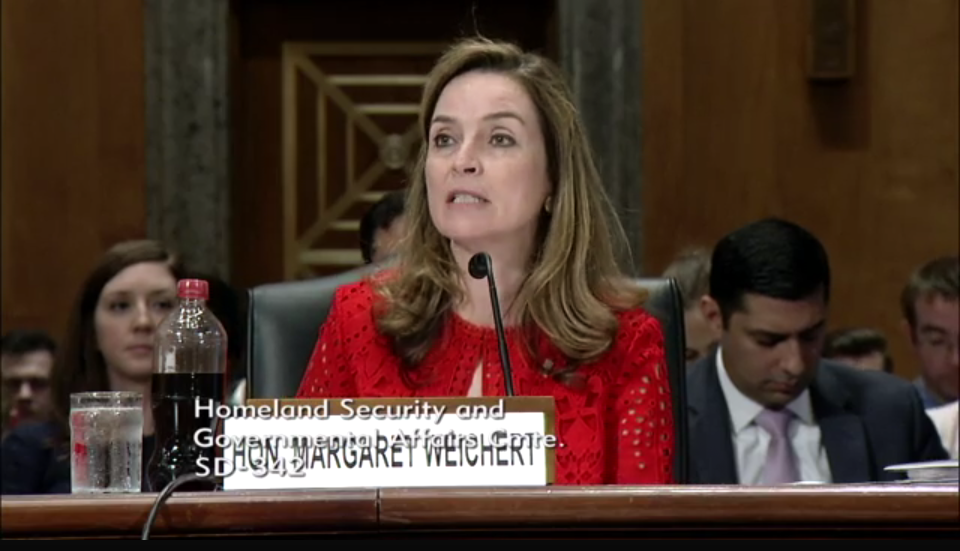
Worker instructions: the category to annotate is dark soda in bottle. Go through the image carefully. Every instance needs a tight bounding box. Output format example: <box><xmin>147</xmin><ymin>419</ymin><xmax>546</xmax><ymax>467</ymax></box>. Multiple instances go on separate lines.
<box><xmin>147</xmin><ymin>279</ymin><xmax>226</xmax><ymax>492</ymax></box>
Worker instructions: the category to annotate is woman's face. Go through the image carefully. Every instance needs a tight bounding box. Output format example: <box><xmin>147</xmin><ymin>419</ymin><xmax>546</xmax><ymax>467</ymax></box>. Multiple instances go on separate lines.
<box><xmin>93</xmin><ymin>262</ymin><xmax>177</xmax><ymax>383</ymax></box>
<box><xmin>425</xmin><ymin>70</ymin><xmax>551</xmax><ymax>253</ymax></box>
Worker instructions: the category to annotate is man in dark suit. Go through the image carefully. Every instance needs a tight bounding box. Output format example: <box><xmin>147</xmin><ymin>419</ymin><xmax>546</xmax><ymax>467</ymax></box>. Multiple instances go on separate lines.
<box><xmin>686</xmin><ymin>218</ymin><xmax>948</xmax><ymax>485</ymax></box>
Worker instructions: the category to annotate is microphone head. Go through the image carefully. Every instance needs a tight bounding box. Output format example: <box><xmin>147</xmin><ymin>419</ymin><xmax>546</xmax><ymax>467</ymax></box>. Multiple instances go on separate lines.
<box><xmin>468</xmin><ymin>253</ymin><xmax>491</xmax><ymax>279</ymax></box>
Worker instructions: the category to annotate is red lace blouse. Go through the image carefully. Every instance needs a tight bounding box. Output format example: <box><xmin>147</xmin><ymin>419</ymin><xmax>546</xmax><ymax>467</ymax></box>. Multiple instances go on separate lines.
<box><xmin>296</xmin><ymin>277</ymin><xmax>675</xmax><ymax>485</ymax></box>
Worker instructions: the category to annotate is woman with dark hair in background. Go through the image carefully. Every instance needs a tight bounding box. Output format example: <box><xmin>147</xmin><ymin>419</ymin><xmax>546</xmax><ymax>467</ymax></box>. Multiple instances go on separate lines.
<box><xmin>1</xmin><ymin>240</ymin><xmax>185</xmax><ymax>494</ymax></box>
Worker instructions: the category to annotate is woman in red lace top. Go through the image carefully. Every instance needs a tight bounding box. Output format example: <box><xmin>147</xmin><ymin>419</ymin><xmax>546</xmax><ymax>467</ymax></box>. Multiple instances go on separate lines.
<box><xmin>297</xmin><ymin>37</ymin><xmax>675</xmax><ymax>485</ymax></box>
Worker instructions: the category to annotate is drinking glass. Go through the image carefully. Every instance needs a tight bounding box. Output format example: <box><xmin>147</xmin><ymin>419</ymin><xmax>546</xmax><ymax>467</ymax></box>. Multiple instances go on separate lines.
<box><xmin>70</xmin><ymin>391</ymin><xmax>143</xmax><ymax>493</ymax></box>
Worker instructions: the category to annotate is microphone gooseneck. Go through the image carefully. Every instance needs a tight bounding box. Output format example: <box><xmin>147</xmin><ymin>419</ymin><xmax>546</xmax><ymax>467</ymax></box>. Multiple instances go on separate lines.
<box><xmin>468</xmin><ymin>252</ymin><xmax>515</xmax><ymax>397</ymax></box>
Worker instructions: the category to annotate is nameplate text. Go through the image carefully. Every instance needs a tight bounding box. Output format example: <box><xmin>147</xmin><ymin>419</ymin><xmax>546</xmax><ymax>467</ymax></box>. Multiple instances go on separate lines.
<box><xmin>211</xmin><ymin>397</ymin><xmax>556</xmax><ymax>490</ymax></box>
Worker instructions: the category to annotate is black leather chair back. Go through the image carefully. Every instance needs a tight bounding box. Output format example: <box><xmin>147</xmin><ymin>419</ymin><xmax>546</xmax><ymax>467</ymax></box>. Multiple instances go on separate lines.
<box><xmin>245</xmin><ymin>264</ymin><xmax>377</xmax><ymax>399</ymax></box>
<box><xmin>635</xmin><ymin>277</ymin><xmax>689</xmax><ymax>484</ymax></box>
<box><xmin>245</xmin><ymin>272</ymin><xmax>688</xmax><ymax>483</ymax></box>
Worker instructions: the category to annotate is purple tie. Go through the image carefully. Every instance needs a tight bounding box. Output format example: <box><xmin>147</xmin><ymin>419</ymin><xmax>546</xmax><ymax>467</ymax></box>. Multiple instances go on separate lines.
<box><xmin>754</xmin><ymin>408</ymin><xmax>800</xmax><ymax>484</ymax></box>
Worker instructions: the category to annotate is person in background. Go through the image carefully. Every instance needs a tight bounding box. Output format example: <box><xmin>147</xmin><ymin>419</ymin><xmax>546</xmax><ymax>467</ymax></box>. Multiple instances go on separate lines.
<box><xmin>359</xmin><ymin>189</ymin><xmax>407</xmax><ymax>265</ymax></box>
<box><xmin>1</xmin><ymin>240</ymin><xmax>186</xmax><ymax>494</ymax></box>
<box><xmin>1</xmin><ymin>330</ymin><xmax>56</xmax><ymax>435</ymax></box>
<box><xmin>821</xmin><ymin>327</ymin><xmax>893</xmax><ymax>374</ymax></box>
<box><xmin>686</xmin><ymin>217</ymin><xmax>947</xmax><ymax>485</ymax></box>
<box><xmin>900</xmin><ymin>255</ymin><xmax>959</xmax><ymax>408</ymax></box>
<box><xmin>297</xmin><ymin>37</ymin><xmax>675</xmax><ymax>485</ymax></box>
<box><xmin>662</xmin><ymin>247</ymin><xmax>721</xmax><ymax>365</ymax></box>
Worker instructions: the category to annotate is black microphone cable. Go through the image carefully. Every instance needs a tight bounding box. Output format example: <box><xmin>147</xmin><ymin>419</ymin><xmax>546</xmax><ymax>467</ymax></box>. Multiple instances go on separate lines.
<box><xmin>142</xmin><ymin>381</ymin><xmax>228</xmax><ymax>539</ymax></box>
<box><xmin>141</xmin><ymin>473</ymin><xmax>216</xmax><ymax>540</ymax></box>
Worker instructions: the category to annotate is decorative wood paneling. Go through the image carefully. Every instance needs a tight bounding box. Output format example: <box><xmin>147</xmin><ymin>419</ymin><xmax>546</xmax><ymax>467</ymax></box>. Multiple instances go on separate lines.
<box><xmin>281</xmin><ymin>43</ymin><xmax>444</xmax><ymax>279</ymax></box>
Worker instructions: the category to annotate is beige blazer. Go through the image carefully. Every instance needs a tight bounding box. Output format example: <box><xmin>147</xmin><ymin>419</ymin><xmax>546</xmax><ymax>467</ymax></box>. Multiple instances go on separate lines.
<box><xmin>926</xmin><ymin>401</ymin><xmax>959</xmax><ymax>459</ymax></box>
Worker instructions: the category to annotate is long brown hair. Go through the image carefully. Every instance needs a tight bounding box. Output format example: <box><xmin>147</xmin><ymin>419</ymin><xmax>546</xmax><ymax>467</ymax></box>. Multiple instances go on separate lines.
<box><xmin>48</xmin><ymin>240</ymin><xmax>185</xmax><ymax>441</ymax></box>
<box><xmin>374</xmin><ymin>37</ymin><xmax>646</xmax><ymax>382</ymax></box>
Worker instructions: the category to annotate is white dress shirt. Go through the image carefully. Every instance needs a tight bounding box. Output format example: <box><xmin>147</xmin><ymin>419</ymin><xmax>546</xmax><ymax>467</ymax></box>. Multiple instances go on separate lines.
<box><xmin>925</xmin><ymin>400</ymin><xmax>959</xmax><ymax>459</ymax></box>
<box><xmin>716</xmin><ymin>348</ymin><xmax>833</xmax><ymax>484</ymax></box>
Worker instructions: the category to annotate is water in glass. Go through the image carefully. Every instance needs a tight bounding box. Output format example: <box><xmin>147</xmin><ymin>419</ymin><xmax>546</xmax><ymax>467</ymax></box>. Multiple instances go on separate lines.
<box><xmin>70</xmin><ymin>392</ymin><xmax>143</xmax><ymax>493</ymax></box>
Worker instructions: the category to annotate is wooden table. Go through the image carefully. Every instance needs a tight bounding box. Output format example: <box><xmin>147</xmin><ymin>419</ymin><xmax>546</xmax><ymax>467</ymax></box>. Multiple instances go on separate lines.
<box><xmin>2</xmin><ymin>485</ymin><xmax>957</xmax><ymax>539</ymax></box>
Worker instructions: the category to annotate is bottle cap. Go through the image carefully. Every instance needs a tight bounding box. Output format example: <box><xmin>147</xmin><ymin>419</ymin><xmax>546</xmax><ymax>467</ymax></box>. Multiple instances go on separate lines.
<box><xmin>178</xmin><ymin>279</ymin><xmax>208</xmax><ymax>299</ymax></box>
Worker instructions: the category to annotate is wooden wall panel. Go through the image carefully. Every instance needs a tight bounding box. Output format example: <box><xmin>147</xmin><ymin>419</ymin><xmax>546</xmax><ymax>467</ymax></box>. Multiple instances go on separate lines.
<box><xmin>641</xmin><ymin>0</ymin><xmax>959</xmax><ymax>381</ymax></box>
<box><xmin>1</xmin><ymin>0</ymin><xmax>146</xmax><ymax>342</ymax></box>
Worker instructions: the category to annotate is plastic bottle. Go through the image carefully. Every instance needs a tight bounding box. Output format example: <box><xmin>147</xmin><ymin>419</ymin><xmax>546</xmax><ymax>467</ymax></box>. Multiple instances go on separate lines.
<box><xmin>146</xmin><ymin>279</ymin><xmax>227</xmax><ymax>492</ymax></box>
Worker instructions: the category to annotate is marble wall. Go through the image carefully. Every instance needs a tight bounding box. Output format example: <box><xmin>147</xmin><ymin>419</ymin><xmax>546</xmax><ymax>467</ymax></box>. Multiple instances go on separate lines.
<box><xmin>558</xmin><ymin>0</ymin><xmax>644</xmax><ymax>276</ymax></box>
<box><xmin>144</xmin><ymin>0</ymin><xmax>231</xmax><ymax>280</ymax></box>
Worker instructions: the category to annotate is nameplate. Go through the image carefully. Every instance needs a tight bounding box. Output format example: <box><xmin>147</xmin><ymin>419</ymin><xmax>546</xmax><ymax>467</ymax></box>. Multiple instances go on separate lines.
<box><xmin>212</xmin><ymin>397</ymin><xmax>556</xmax><ymax>490</ymax></box>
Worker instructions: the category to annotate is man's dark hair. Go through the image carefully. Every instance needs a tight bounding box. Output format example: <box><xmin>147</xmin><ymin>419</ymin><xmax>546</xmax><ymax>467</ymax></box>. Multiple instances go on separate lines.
<box><xmin>359</xmin><ymin>189</ymin><xmax>406</xmax><ymax>264</ymax></box>
<box><xmin>900</xmin><ymin>255</ymin><xmax>959</xmax><ymax>330</ymax></box>
<box><xmin>662</xmin><ymin>247</ymin><xmax>711</xmax><ymax>310</ymax></box>
<box><xmin>0</xmin><ymin>329</ymin><xmax>56</xmax><ymax>358</ymax></box>
<box><xmin>709</xmin><ymin>217</ymin><xmax>830</xmax><ymax>324</ymax></box>
<box><xmin>822</xmin><ymin>327</ymin><xmax>893</xmax><ymax>373</ymax></box>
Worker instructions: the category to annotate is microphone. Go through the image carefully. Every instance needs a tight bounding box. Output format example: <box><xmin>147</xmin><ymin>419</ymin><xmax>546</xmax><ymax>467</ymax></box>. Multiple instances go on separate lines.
<box><xmin>468</xmin><ymin>252</ymin><xmax>516</xmax><ymax>396</ymax></box>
